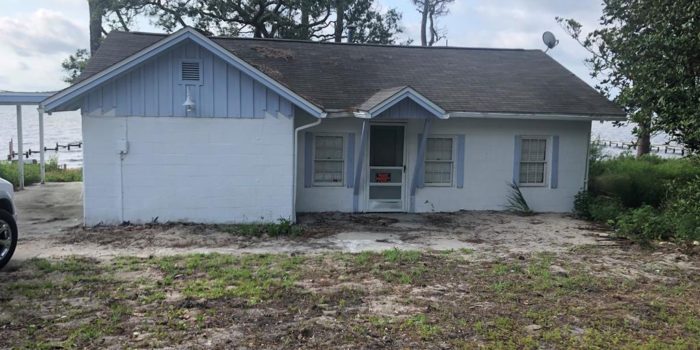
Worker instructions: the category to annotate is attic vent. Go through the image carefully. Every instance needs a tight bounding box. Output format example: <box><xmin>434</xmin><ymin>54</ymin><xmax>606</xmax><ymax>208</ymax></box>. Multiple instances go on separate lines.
<box><xmin>181</xmin><ymin>61</ymin><xmax>201</xmax><ymax>82</ymax></box>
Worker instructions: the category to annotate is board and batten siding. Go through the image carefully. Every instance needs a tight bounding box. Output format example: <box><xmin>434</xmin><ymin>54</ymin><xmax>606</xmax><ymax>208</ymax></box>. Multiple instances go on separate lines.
<box><xmin>81</xmin><ymin>41</ymin><xmax>294</xmax><ymax>119</ymax></box>
<box><xmin>374</xmin><ymin>98</ymin><xmax>436</xmax><ymax>120</ymax></box>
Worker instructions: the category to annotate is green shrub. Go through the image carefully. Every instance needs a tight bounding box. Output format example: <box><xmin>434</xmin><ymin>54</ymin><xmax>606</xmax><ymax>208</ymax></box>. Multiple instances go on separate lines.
<box><xmin>579</xmin><ymin>155</ymin><xmax>700</xmax><ymax>244</ymax></box>
<box><xmin>664</xmin><ymin>176</ymin><xmax>700</xmax><ymax>242</ymax></box>
<box><xmin>574</xmin><ymin>190</ymin><xmax>625</xmax><ymax>223</ymax></box>
<box><xmin>615</xmin><ymin>206</ymin><xmax>672</xmax><ymax>243</ymax></box>
<box><xmin>573</xmin><ymin>190</ymin><xmax>594</xmax><ymax>220</ymax></box>
<box><xmin>588</xmin><ymin>155</ymin><xmax>700</xmax><ymax>208</ymax></box>
<box><xmin>588</xmin><ymin>196</ymin><xmax>625</xmax><ymax>224</ymax></box>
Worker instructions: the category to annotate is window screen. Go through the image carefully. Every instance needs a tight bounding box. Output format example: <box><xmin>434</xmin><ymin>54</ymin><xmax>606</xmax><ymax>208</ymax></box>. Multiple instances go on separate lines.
<box><xmin>314</xmin><ymin>135</ymin><xmax>344</xmax><ymax>185</ymax></box>
<box><xmin>519</xmin><ymin>138</ymin><xmax>547</xmax><ymax>185</ymax></box>
<box><xmin>424</xmin><ymin>137</ymin><xmax>454</xmax><ymax>185</ymax></box>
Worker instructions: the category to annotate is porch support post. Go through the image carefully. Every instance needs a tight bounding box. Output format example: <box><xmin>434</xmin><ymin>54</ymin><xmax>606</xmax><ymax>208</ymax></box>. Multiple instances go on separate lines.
<box><xmin>410</xmin><ymin>118</ymin><xmax>432</xmax><ymax>211</ymax></box>
<box><xmin>16</xmin><ymin>105</ymin><xmax>24</xmax><ymax>190</ymax></box>
<box><xmin>353</xmin><ymin>120</ymin><xmax>369</xmax><ymax>212</ymax></box>
<box><xmin>38</xmin><ymin>107</ymin><xmax>45</xmax><ymax>184</ymax></box>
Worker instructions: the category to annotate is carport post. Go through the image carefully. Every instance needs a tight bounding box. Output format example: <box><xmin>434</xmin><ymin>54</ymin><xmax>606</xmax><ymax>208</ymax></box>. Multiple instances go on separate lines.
<box><xmin>38</xmin><ymin>107</ymin><xmax>45</xmax><ymax>184</ymax></box>
<box><xmin>16</xmin><ymin>105</ymin><xmax>24</xmax><ymax>190</ymax></box>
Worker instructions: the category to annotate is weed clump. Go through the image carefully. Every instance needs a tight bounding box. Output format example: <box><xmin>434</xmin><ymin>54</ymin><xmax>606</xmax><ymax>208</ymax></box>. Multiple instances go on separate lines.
<box><xmin>505</xmin><ymin>181</ymin><xmax>534</xmax><ymax>216</ymax></box>
<box><xmin>217</xmin><ymin>218</ymin><xmax>303</xmax><ymax>237</ymax></box>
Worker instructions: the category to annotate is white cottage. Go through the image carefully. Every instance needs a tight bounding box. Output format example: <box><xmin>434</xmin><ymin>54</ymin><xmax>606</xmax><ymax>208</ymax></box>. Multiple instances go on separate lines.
<box><xmin>42</xmin><ymin>28</ymin><xmax>625</xmax><ymax>225</ymax></box>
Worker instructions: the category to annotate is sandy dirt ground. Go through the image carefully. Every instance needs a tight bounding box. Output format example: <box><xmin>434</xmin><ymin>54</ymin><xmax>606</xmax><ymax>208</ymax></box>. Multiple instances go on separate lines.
<box><xmin>3</xmin><ymin>183</ymin><xmax>699</xmax><ymax>349</ymax></box>
<box><xmin>11</xmin><ymin>182</ymin><xmax>618</xmax><ymax>264</ymax></box>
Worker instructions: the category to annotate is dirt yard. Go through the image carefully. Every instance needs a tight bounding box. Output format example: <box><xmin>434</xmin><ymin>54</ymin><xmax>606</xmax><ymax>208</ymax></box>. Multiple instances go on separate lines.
<box><xmin>12</xmin><ymin>183</ymin><xmax>610</xmax><ymax>261</ymax></box>
<box><xmin>1</xmin><ymin>183</ymin><xmax>699</xmax><ymax>348</ymax></box>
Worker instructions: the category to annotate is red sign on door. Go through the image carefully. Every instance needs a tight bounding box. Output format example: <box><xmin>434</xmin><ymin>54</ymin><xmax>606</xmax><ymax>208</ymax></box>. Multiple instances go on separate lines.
<box><xmin>375</xmin><ymin>172</ymin><xmax>391</xmax><ymax>183</ymax></box>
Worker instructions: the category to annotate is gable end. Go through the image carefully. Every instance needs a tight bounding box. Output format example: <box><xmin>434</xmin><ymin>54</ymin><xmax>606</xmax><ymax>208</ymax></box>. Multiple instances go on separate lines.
<box><xmin>43</xmin><ymin>28</ymin><xmax>324</xmax><ymax>118</ymax></box>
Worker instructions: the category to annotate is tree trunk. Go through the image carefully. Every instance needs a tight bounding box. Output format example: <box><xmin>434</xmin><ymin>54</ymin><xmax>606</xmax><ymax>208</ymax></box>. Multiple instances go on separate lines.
<box><xmin>88</xmin><ymin>0</ymin><xmax>104</xmax><ymax>54</ymax></box>
<box><xmin>428</xmin><ymin>9</ymin><xmax>435</xmax><ymax>46</ymax></box>
<box><xmin>334</xmin><ymin>0</ymin><xmax>344</xmax><ymax>42</ymax></box>
<box><xmin>636</xmin><ymin>124</ymin><xmax>651</xmax><ymax>156</ymax></box>
<box><xmin>300</xmin><ymin>6</ymin><xmax>310</xmax><ymax>40</ymax></box>
<box><xmin>253</xmin><ymin>25</ymin><xmax>264</xmax><ymax>37</ymax></box>
<box><xmin>420</xmin><ymin>1</ymin><xmax>429</xmax><ymax>46</ymax></box>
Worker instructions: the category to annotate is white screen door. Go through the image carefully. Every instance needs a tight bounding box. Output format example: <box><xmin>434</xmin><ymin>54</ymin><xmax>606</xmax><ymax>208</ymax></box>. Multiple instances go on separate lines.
<box><xmin>367</xmin><ymin>125</ymin><xmax>405</xmax><ymax>211</ymax></box>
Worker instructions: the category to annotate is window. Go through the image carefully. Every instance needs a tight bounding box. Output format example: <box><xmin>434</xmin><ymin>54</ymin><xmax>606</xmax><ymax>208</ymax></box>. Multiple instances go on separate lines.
<box><xmin>519</xmin><ymin>137</ymin><xmax>548</xmax><ymax>186</ymax></box>
<box><xmin>313</xmin><ymin>135</ymin><xmax>344</xmax><ymax>186</ymax></box>
<box><xmin>424</xmin><ymin>137</ymin><xmax>454</xmax><ymax>186</ymax></box>
<box><xmin>180</xmin><ymin>60</ymin><xmax>201</xmax><ymax>83</ymax></box>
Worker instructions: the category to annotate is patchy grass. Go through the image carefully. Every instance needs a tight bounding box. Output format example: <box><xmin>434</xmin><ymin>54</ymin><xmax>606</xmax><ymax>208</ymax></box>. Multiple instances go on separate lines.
<box><xmin>1</xmin><ymin>247</ymin><xmax>698</xmax><ymax>349</ymax></box>
<box><xmin>382</xmin><ymin>248</ymin><xmax>421</xmax><ymax>263</ymax></box>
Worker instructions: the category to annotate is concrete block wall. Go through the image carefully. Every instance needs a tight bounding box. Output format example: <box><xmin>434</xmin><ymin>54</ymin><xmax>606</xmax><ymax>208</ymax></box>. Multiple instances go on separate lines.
<box><xmin>82</xmin><ymin>115</ymin><xmax>294</xmax><ymax>225</ymax></box>
<box><xmin>412</xmin><ymin>118</ymin><xmax>590</xmax><ymax>213</ymax></box>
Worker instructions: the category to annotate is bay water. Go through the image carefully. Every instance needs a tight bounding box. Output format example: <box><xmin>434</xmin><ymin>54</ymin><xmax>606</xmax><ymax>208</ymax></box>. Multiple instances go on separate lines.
<box><xmin>0</xmin><ymin>106</ymin><xmax>675</xmax><ymax>169</ymax></box>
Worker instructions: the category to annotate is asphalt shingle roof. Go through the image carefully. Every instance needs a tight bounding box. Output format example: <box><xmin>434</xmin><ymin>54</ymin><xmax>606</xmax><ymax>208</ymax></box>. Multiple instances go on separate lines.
<box><xmin>77</xmin><ymin>31</ymin><xmax>624</xmax><ymax>117</ymax></box>
<box><xmin>356</xmin><ymin>86</ymin><xmax>409</xmax><ymax>111</ymax></box>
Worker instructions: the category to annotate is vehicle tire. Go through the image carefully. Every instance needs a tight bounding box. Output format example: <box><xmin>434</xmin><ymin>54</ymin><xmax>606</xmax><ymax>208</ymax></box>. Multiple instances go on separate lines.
<box><xmin>0</xmin><ymin>209</ymin><xmax>17</xmax><ymax>270</ymax></box>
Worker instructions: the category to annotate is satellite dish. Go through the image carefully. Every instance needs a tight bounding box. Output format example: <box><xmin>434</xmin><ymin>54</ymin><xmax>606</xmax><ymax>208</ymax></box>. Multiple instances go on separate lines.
<box><xmin>542</xmin><ymin>31</ymin><xmax>559</xmax><ymax>53</ymax></box>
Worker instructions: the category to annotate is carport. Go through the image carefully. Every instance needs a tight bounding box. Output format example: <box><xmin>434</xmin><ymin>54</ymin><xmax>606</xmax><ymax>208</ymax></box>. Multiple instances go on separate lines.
<box><xmin>0</xmin><ymin>91</ymin><xmax>55</xmax><ymax>190</ymax></box>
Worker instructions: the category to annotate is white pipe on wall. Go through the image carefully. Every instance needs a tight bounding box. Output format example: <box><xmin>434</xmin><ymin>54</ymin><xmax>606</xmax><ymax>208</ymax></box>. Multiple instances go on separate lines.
<box><xmin>292</xmin><ymin>117</ymin><xmax>322</xmax><ymax>222</ymax></box>
<box><xmin>584</xmin><ymin>130</ymin><xmax>591</xmax><ymax>191</ymax></box>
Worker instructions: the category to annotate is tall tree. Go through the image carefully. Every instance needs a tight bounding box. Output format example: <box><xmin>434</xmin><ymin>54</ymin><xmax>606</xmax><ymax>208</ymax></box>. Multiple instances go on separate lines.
<box><xmin>61</xmin><ymin>49</ymin><xmax>90</xmax><ymax>84</ymax></box>
<box><xmin>344</xmin><ymin>0</ymin><xmax>403</xmax><ymax>44</ymax></box>
<box><xmin>88</xmin><ymin>0</ymin><xmax>104</xmax><ymax>54</ymax></box>
<box><xmin>64</xmin><ymin>0</ymin><xmax>141</xmax><ymax>83</ymax></box>
<box><xmin>63</xmin><ymin>0</ymin><xmax>404</xmax><ymax>83</ymax></box>
<box><xmin>557</xmin><ymin>0</ymin><xmax>700</xmax><ymax>154</ymax></box>
<box><xmin>140</xmin><ymin>0</ymin><xmax>401</xmax><ymax>43</ymax></box>
<box><xmin>334</xmin><ymin>0</ymin><xmax>345</xmax><ymax>42</ymax></box>
<box><xmin>412</xmin><ymin>0</ymin><xmax>453</xmax><ymax>46</ymax></box>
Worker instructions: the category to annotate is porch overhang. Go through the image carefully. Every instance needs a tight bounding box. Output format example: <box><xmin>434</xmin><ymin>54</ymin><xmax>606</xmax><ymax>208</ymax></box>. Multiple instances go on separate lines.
<box><xmin>0</xmin><ymin>91</ymin><xmax>54</xmax><ymax>105</ymax></box>
<box><xmin>1</xmin><ymin>91</ymin><xmax>56</xmax><ymax>189</ymax></box>
<box><xmin>353</xmin><ymin>86</ymin><xmax>448</xmax><ymax>120</ymax></box>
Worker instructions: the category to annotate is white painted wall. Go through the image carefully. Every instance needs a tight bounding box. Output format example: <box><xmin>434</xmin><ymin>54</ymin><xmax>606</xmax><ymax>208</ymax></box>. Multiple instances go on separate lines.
<box><xmin>413</xmin><ymin>118</ymin><xmax>590</xmax><ymax>213</ymax></box>
<box><xmin>82</xmin><ymin>115</ymin><xmax>294</xmax><ymax>225</ymax></box>
<box><xmin>296</xmin><ymin>117</ymin><xmax>591</xmax><ymax>213</ymax></box>
<box><xmin>83</xmin><ymin>113</ymin><xmax>589</xmax><ymax>225</ymax></box>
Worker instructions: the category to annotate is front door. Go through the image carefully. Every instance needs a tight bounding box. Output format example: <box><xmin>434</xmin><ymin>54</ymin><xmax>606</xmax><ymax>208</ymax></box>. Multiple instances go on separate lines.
<box><xmin>367</xmin><ymin>124</ymin><xmax>406</xmax><ymax>212</ymax></box>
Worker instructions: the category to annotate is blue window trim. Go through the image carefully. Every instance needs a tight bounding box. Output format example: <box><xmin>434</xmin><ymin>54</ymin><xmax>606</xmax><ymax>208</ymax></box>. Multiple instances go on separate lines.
<box><xmin>310</xmin><ymin>133</ymin><xmax>347</xmax><ymax>187</ymax></box>
<box><xmin>551</xmin><ymin>135</ymin><xmax>559</xmax><ymax>189</ymax></box>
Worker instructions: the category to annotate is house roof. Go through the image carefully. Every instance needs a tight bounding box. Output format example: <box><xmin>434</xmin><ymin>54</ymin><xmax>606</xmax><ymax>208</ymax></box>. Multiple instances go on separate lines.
<box><xmin>75</xmin><ymin>30</ymin><xmax>625</xmax><ymax>118</ymax></box>
<box><xmin>357</xmin><ymin>86</ymin><xmax>409</xmax><ymax>112</ymax></box>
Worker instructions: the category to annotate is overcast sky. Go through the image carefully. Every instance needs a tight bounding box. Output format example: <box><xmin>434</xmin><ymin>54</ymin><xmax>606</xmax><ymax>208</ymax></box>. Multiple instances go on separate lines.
<box><xmin>0</xmin><ymin>0</ymin><xmax>604</xmax><ymax>92</ymax></box>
